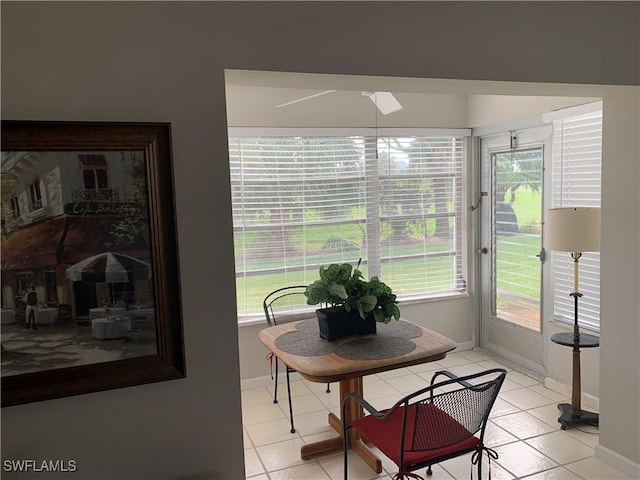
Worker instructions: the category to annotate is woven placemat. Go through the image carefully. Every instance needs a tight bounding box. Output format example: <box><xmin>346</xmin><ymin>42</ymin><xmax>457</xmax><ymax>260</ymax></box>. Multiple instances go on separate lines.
<box><xmin>274</xmin><ymin>320</ymin><xmax>337</xmax><ymax>357</ymax></box>
<box><xmin>274</xmin><ymin>318</ymin><xmax>423</xmax><ymax>360</ymax></box>
<box><xmin>376</xmin><ymin>320</ymin><xmax>423</xmax><ymax>339</ymax></box>
<box><xmin>335</xmin><ymin>336</ymin><xmax>416</xmax><ymax>360</ymax></box>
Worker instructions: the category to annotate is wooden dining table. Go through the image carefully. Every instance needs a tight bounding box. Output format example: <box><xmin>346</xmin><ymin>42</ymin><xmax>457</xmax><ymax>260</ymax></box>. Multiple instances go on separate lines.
<box><xmin>259</xmin><ymin>318</ymin><xmax>457</xmax><ymax>473</ymax></box>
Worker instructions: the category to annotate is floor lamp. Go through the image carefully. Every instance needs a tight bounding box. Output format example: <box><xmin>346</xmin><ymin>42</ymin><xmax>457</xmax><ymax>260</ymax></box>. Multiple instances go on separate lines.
<box><xmin>545</xmin><ymin>207</ymin><xmax>601</xmax><ymax>429</ymax></box>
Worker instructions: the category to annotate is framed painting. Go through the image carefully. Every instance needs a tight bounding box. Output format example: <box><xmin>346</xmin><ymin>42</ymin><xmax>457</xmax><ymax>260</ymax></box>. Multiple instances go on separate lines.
<box><xmin>1</xmin><ymin>120</ymin><xmax>185</xmax><ymax>407</ymax></box>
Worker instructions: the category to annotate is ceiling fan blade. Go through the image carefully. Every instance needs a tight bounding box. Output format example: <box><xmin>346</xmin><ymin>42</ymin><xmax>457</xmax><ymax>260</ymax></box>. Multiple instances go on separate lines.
<box><xmin>364</xmin><ymin>91</ymin><xmax>403</xmax><ymax>115</ymax></box>
<box><xmin>275</xmin><ymin>90</ymin><xmax>337</xmax><ymax>108</ymax></box>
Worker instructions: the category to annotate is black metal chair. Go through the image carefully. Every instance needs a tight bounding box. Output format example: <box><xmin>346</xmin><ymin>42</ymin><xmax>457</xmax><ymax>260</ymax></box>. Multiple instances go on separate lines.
<box><xmin>263</xmin><ymin>286</ymin><xmax>331</xmax><ymax>433</ymax></box>
<box><xmin>342</xmin><ymin>368</ymin><xmax>507</xmax><ymax>480</ymax></box>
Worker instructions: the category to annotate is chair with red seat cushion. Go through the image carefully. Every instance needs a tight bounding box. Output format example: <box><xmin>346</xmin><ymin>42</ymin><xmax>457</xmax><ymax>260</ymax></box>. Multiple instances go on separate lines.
<box><xmin>342</xmin><ymin>368</ymin><xmax>507</xmax><ymax>479</ymax></box>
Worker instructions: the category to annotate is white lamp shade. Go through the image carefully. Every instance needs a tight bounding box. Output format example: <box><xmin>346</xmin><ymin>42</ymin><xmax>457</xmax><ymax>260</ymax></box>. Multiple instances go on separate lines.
<box><xmin>545</xmin><ymin>207</ymin><xmax>601</xmax><ymax>252</ymax></box>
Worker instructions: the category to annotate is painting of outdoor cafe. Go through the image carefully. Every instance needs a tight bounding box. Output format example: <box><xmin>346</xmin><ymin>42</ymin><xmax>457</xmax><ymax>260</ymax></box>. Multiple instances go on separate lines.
<box><xmin>1</xmin><ymin>149</ymin><xmax>157</xmax><ymax>374</ymax></box>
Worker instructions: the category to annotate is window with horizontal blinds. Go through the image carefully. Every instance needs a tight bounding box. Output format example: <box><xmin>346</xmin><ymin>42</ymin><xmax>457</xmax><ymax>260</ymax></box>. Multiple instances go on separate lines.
<box><xmin>547</xmin><ymin>103</ymin><xmax>602</xmax><ymax>329</ymax></box>
<box><xmin>377</xmin><ymin>136</ymin><xmax>465</xmax><ymax>296</ymax></box>
<box><xmin>229</xmin><ymin>131</ymin><xmax>467</xmax><ymax>319</ymax></box>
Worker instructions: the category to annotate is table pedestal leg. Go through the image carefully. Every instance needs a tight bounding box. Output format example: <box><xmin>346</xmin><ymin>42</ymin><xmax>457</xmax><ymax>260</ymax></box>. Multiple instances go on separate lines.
<box><xmin>300</xmin><ymin>436</ymin><xmax>343</xmax><ymax>459</ymax></box>
<box><xmin>300</xmin><ymin>377</ymin><xmax>382</xmax><ymax>473</ymax></box>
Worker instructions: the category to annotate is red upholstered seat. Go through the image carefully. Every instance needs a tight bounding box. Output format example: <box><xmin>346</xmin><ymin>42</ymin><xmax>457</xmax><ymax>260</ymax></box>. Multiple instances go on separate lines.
<box><xmin>351</xmin><ymin>403</ymin><xmax>481</xmax><ymax>469</ymax></box>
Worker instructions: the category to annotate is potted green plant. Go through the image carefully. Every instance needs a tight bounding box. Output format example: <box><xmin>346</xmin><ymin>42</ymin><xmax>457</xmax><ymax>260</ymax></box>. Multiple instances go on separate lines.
<box><xmin>304</xmin><ymin>260</ymin><xmax>400</xmax><ymax>341</ymax></box>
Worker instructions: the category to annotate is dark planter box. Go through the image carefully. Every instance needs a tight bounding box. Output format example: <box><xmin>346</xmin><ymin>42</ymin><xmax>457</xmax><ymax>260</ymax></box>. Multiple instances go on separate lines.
<box><xmin>316</xmin><ymin>307</ymin><xmax>376</xmax><ymax>341</ymax></box>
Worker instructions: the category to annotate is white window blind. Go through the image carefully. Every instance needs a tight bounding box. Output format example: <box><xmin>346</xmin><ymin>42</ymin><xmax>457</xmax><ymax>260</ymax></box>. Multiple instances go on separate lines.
<box><xmin>377</xmin><ymin>136</ymin><xmax>465</xmax><ymax>295</ymax></box>
<box><xmin>229</xmin><ymin>131</ymin><xmax>467</xmax><ymax>319</ymax></box>
<box><xmin>547</xmin><ymin>102</ymin><xmax>602</xmax><ymax>329</ymax></box>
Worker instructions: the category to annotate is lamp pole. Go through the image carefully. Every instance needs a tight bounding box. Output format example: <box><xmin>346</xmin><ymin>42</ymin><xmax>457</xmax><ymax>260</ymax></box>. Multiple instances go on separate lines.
<box><xmin>570</xmin><ymin>288</ymin><xmax>582</xmax><ymax>414</ymax></box>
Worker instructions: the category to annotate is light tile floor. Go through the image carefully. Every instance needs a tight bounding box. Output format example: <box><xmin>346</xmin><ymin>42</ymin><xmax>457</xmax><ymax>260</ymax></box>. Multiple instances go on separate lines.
<box><xmin>241</xmin><ymin>349</ymin><xmax>630</xmax><ymax>480</ymax></box>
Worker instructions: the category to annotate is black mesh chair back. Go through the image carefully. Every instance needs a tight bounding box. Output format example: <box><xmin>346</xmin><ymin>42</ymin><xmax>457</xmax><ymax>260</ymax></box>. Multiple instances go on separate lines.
<box><xmin>263</xmin><ymin>286</ymin><xmax>316</xmax><ymax>327</ymax></box>
<box><xmin>263</xmin><ymin>286</ymin><xmax>330</xmax><ymax>433</ymax></box>
<box><xmin>343</xmin><ymin>368</ymin><xmax>507</xmax><ymax>479</ymax></box>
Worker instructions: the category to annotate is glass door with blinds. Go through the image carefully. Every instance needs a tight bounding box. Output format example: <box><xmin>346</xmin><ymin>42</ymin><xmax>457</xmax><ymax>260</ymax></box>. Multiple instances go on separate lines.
<box><xmin>478</xmin><ymin>125</ymin><xmax>551</xmax><ymax>365</ymax></box>
<box><xmin>478</xmin><ymin>103</ymin><xmax>602</xmax><ymax>366</ymax></box>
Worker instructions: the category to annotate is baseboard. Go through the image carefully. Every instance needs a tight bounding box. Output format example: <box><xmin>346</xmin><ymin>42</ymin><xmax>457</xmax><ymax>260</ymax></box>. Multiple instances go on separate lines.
<box><xmin>595</xmin><ymin>444</ymin><xmax>640</xmax><ymax>479</ymax></box>
<box><xmin>452</xmin><ymin>340</ymin><xmax>474</xmax><ymax>352</ymax></box>
<box><xmin>482</xmin><ymin>342</ymin><xmax>546</xmax><ymax>378</ymax></box>
<box><xmin>544</xmin><ymin>376</ymin><xmax>600</xmax><ymax>411</ymax></box>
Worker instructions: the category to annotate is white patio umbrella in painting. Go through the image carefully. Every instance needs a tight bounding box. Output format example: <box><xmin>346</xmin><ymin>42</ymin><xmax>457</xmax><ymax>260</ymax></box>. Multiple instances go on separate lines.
<box><xmin>66</xmin><ymin>252</ymin><xmax>152</xmax><ymax>283</ymax></box>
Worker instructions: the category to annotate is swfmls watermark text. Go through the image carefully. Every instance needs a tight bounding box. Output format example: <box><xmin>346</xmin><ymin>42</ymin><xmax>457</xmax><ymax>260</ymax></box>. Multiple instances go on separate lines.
<box><xmin>3</xmin><ymin>459</ymin><xmax>77</xmax><ymax>473</ymax></box>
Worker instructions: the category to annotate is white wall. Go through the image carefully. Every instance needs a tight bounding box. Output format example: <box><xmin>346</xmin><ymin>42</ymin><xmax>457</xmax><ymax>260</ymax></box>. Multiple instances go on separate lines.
<box><xmin>1</xmin><ymin>2</ymin><xmax>638</xmax><ymax>479</ymax></box>
<box><xmin>466</xmin><ymin>94</ymin><xmax>598</xmax><ymax>128</ymax></box>
<box><xmin>596</xmin><ymin>88</ymin><xmax>640</xmax><ymax>472</ymax></box>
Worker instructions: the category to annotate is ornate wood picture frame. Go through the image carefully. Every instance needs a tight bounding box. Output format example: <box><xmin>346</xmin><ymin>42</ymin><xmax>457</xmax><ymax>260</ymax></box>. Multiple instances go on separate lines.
<box><xmin>1</xmin><ymin>121</ymin><xmax>185</xmax><ymax>407</ymax></box>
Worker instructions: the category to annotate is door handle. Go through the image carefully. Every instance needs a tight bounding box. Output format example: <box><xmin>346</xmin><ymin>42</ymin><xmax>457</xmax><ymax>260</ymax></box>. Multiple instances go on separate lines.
<box><xmin>477</xmin><ymin>247</ymin><xmax>488</xmax><ymax>255</ymax></box>
<box><xmin>536</xmin><ymin>249</ymin><xmax>546</xmax><ymax>262</ymax></box>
